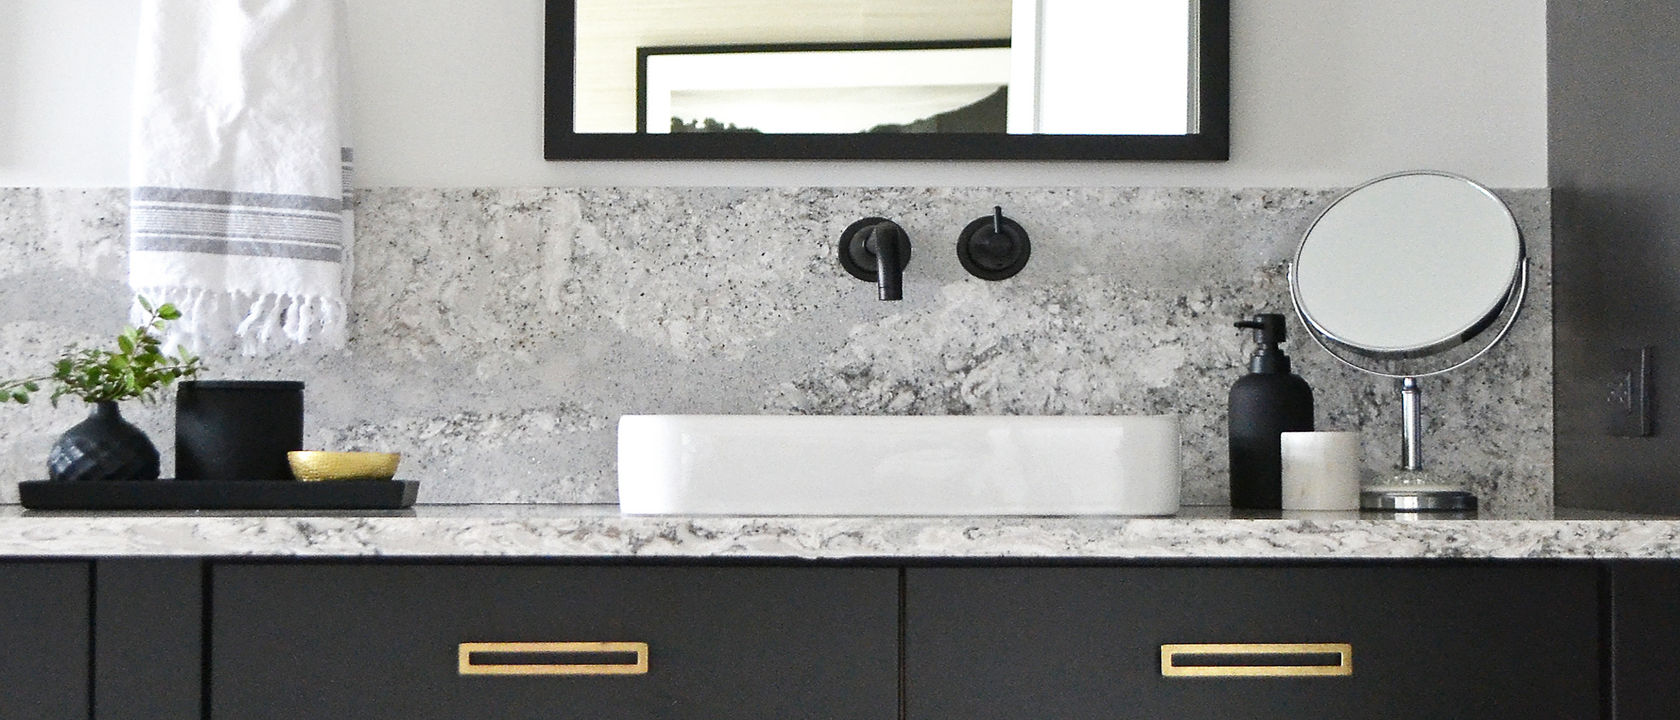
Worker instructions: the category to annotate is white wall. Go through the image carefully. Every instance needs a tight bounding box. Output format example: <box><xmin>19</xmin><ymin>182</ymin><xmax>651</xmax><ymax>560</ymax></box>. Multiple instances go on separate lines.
<box><xmin>0</xmin><ymin>0</ymin><xmax>1547</xmax><ymax>188</ymax></box>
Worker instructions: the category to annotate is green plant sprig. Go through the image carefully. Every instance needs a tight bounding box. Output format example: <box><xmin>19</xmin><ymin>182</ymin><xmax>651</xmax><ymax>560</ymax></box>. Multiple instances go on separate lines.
<box><xmin>0</xmin><ymin>297</ymin><xmax>204</xmax><ymax>406</ymax></box>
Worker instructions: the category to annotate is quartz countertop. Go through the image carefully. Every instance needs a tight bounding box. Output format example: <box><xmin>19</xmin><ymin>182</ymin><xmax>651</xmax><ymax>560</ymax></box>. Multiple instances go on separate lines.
<box><xmin>2</xmin><ymin>505</ymin><xmax>1679</xmax><ymax>560</ymax></box>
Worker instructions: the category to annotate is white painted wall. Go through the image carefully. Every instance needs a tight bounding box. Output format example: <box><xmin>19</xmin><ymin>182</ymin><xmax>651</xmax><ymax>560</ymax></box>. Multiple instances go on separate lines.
<box><xmin>0</xmin><ymin>0</ymin><xmax>1547</xmax><ymax>188</ymax></box>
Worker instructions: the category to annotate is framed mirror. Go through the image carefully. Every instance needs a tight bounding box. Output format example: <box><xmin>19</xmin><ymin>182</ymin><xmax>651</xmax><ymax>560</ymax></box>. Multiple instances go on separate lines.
<box><xmin>543</xmin><ymin>0</ymin><xmax>1229</xmax><ymax>160</ymax></box>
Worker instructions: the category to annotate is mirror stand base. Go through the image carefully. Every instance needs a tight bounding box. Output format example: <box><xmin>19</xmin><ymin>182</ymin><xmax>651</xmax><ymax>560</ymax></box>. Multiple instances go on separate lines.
<box><xmin>1360</xmin><ymin>486</ymin><xmax>1478</xmax><ymax>513</ymax></box>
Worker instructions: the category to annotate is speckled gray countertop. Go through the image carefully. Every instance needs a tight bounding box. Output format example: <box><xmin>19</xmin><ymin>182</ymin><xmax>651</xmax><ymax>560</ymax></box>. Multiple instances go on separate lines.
<box><xmin>1</xmin><ymin>505</ymin><xmax>1678</xmax><ymax>560</ymax></box>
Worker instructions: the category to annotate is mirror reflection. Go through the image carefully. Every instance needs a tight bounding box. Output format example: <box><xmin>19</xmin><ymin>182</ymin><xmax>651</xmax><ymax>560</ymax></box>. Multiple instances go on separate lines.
<box><xmin>574</xmin><ymin>0</ymin><xmax>1199</xmax><ymax>136</ymax></box>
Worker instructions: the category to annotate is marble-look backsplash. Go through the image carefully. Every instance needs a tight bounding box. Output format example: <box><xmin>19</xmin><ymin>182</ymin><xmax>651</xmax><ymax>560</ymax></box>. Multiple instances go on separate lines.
<box><xmin>0</xmin><ymin>187</ymin><xmax>1552</xmax><ymax>513</ymax></box>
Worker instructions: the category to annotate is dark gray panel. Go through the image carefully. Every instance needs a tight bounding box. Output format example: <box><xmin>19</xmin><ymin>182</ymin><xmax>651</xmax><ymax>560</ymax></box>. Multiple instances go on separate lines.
<box><xmin>94</xmin><ymin>559</ymin><xmax>203</xmax><ymax>720</ymax></box>
<box><xmin>907</xmin><ymin>565</ymin><xmax>1599</xmax><ymax>720</ymax></box>
<box><xmin>1611</xmin><ymin>563</ymin><xmax>1680</xmax><ymax>719</ymax></box>
<box><xmin>211</xmin><ymin>564</ymin><xmax>897</xmax><ymax>720</ymax></box>
<box><xmin>1551</xmin><ymin>1</ymin><xmax>1680</xmax><ymax>511</ymax></box>
<box><xmin>0</xmin><ymin>562</ymin><xmax>90</xmax><ymax>719</ymax></box>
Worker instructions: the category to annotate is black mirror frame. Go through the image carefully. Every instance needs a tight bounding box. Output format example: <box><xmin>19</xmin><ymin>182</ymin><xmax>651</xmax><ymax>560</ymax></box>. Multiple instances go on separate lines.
<box><xmin>543</xmin><ymin>0</ymin><xmax>1228</xmax><ymax>161</ymax></box>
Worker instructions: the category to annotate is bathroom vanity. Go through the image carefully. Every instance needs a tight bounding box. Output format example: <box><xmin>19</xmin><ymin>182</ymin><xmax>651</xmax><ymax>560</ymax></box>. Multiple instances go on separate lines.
<box><xmin>2</xmin><ymin>506</ymin><xmax>1678</xmax><ymax>719</ymax></box>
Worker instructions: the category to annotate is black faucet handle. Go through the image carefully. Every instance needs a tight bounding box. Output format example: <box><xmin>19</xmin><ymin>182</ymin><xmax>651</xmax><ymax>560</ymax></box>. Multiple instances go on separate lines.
<box><xmin>957</xmin><ymin>206</ymin><xmax>1030</xmax><ymax>281</ymax></box>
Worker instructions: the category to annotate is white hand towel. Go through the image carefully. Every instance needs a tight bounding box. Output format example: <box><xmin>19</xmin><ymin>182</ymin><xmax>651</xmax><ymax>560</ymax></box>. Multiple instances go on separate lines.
<box><xmin>129</xmin><ymin>0</ymin><xmax>353</xmax><ymax>353</ymax></box>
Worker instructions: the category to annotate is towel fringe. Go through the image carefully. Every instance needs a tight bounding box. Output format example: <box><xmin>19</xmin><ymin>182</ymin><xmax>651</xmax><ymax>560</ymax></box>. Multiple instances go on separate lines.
<box><xmin>132</xmin><ymin>287</ymin><xmax>349</xmax><ymax>356</ymax></box>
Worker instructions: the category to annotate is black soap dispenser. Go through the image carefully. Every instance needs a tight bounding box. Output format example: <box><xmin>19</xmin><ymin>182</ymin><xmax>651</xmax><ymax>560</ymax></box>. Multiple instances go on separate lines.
<box><xmin>1228</xmin><ymin>314</ymin><xmax>1314</xmax><ymax>510</ymax></box>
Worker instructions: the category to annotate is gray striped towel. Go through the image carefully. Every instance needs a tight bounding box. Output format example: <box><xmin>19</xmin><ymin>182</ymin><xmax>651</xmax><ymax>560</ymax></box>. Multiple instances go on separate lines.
<box><xmin>129</xmin><ymin>0</ymin><xmax>352</xmax><ymax>353</ymax></box>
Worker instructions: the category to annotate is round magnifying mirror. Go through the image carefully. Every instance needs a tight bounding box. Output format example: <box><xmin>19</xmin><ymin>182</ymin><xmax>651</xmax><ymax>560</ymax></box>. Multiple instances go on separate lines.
<box><xmin>1290</xmin><ymin>171</ymin><xmax>1526</xmax><ymax>513</ymax></box>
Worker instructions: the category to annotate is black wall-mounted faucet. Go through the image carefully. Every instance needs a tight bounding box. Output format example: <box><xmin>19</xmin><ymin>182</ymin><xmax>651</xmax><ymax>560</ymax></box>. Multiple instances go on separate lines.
<box><xmin>957</xmin><ymin>206</ymin><xmax>1030</xmax><ymax>281</ymax></box>
<box><xmin>838</xmin><ymin>217</ymin><xmax>913</xmax><ymax>301</ymax></box>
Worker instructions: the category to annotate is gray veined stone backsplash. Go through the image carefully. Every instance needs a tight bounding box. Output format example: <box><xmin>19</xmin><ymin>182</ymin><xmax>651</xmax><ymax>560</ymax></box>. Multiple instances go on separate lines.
<box><xmin>0</xmin><ymin>186</ymin><xmax>1552</xmax><ymax>514</ymax></box>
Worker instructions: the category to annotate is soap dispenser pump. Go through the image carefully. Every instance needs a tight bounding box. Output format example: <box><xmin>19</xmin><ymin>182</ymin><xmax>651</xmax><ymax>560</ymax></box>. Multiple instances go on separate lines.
<box><xmin>1228</xmin><ymin>314</ymin><xmax>1315</xmax><ymax>510</ymax></box>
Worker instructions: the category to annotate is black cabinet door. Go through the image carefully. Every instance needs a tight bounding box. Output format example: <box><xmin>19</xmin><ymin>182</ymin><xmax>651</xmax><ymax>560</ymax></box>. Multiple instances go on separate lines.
<box><xmin>1611</xmin><ymin>562</ymin><xmax>1680</xmax><ymax>719</ymax></box>
<box><xmin>0</xmin><ymin>562</ymin><xmax>90</xmax><ymax>720</ymax></box>
<box><xmin>907</xmin><ymin>565</ymin><xmax>1600</xmax><ymax>720</ymax></box>
<box><xmin>93</xmin><ymin>559</ymin><xmax>203</xmax><ymax>720</ymax></box>
<box><xmin>210</xmin><ymin>563</ymin><xmax>897</xmax><ymax>720</ymax></box>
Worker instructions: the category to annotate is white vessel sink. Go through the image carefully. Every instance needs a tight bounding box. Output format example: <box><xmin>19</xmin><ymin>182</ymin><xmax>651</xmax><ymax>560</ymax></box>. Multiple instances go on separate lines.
<box><xmin>617</xmin><ymin>414</ymin><xmax>1181</xmax><ymax>516</ymax></box>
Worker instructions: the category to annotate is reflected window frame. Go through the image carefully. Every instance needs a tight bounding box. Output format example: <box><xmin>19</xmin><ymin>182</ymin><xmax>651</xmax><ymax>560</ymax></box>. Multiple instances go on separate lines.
<box><xmin>542</xmin><ymin>0</ymin><xmax>1229</xmax><ymax>161</ymax></box>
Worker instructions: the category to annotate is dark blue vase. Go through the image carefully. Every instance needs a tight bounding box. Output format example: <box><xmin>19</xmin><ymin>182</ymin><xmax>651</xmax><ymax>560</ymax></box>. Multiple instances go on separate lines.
<box><xmin>46</xmin><ymin>401</ymin><xmax>160</xmax><ymax>482</ymax></box>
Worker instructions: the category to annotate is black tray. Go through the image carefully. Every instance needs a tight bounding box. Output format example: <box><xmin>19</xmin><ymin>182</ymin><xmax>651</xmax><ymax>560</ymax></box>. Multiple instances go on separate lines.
<box><xmin>18</xmin><ymin>479</ymin><xmax>418</xmax><ymax>510</ymax></box>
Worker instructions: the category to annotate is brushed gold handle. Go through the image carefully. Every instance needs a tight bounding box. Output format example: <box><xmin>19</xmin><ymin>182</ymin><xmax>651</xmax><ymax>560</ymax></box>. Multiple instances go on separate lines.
<box><xmin>1161</xmin><ymin>643</ymin><xmax>1352</xmax><ymax>677</ymax></box>
<box><xmin>458</xmin><ymin>641</ymin><xmax>650</xmax><ymax>676</ymax></box>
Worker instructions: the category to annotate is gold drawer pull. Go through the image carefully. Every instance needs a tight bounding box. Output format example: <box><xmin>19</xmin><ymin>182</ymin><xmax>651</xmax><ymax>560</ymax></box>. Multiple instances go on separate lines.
<box><xmin>458</xmin><ymin>642</ymin><xmax>650</xmax><ymax>676</ymax></box>
<box><xmin>1161</xmin><ymin>643</ymin><xmax>1352</xmax><ymax>677</ymax></box>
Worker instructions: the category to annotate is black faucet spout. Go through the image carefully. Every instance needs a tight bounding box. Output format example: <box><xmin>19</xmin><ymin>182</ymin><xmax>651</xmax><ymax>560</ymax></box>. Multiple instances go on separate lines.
<box><xmin>867</xmin><ymin>223</ymin><xmax>904</xmax><ymax>301</ymax></box>
<box><xmin>838</xmin><ymin>217</ymin><xmax>913</xmax><ymax>301</ymax></box>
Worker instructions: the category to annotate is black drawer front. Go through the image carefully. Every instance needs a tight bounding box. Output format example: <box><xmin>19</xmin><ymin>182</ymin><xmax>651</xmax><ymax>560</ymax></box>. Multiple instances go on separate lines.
<box><xmin>211</xmin><ymin>564</ymin><xmax>897</xmax><ymax>720</ymax></box>
<box><xmin>907</xmin><ymin>565</ymin><xmax>1599</xmax><ymax>720</ymax></box>
<box><xmin>0</xmin><ymin>562</ymin><xmax>90</xmax><ymax>720</ymax></box>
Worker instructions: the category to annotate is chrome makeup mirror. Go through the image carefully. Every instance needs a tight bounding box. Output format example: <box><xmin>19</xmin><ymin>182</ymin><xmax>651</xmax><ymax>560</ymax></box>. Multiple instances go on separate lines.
<box><xmin>1290</xmin><ymin>171</ymin><xmax>1526</xmax><ymax>512</ymax></box>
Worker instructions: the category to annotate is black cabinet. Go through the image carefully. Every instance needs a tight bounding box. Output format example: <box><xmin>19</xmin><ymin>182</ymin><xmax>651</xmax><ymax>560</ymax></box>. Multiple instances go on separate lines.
<box><xmin>0</xmin><ymin>561</ymin><xmax>90</xmax><ymax>720</ymax></box>
<box><xmin>29</xmin><ymin>556</ymin><xmax>1672</xmax><ymax>719</ymax></box>
<box><xmin>906</xmin><ymin>565</ymin><xmax>1601</xmax><ymax>720</ymax></box>
<box><xmin>208</xmin><ymin>563</ymin><xmax>899</xmax><ymax>720</ymax></box>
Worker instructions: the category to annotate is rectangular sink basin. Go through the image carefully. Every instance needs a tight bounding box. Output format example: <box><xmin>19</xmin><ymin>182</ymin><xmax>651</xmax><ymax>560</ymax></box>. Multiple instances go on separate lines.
<box><xmin>617</xmin><ymin>415</ymin><xmax>1180</xmax><ymax>516</ymax></box>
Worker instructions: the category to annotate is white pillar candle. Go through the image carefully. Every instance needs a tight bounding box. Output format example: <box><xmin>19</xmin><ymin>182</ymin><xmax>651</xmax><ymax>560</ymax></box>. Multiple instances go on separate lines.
<box><xmin>1280</xmin><ymin>431</ymin><xmax>1362</xmax><ymax>511</ymax></box>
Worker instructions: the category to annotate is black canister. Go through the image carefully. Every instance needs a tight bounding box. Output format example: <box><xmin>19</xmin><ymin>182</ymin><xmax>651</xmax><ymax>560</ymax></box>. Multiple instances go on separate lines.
<box><xmin>175</xmin><ymin>380</ymin><xmax>304</xmax><ymax>481</ymax></box>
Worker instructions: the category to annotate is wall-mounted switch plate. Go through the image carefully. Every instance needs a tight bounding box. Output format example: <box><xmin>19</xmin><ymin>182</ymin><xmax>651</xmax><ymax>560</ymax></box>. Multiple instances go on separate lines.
<box><xmin>1608</xmin><ymin>346</ymin><xmax>1654</xmax><ymax>437</ymax></box>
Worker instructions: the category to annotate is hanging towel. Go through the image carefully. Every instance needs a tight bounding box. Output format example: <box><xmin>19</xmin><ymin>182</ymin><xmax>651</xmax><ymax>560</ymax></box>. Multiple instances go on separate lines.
<box><xmin>129</xmin><ymin>0</ymin><xmax>352</xmax><ymax>353</ymax></box>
